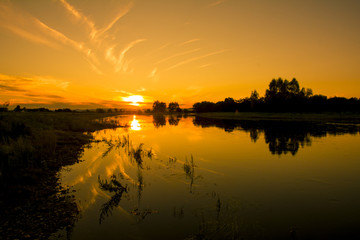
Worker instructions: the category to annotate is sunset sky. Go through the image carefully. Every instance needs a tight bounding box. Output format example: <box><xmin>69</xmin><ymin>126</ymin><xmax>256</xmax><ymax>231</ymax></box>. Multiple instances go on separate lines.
<box><xmin>1</xmin><ymin>0</ymin><xmax>359</xmax><ymax>109</ymax></box>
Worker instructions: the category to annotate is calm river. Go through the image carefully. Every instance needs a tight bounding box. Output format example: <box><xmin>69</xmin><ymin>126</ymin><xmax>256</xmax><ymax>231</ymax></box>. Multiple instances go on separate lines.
<box><xmin>58</xmin><ymin>115</ymin><xmax>360</xmax><ymax>239</ymax></box>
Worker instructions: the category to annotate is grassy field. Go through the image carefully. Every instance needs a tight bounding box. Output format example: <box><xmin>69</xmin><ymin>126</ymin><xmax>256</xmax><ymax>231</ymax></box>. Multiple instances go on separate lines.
<box><xmin>0</xmin><ymin>111</ymin><xmax>123</xmax><ymax>239</ymax></box>
<box><xmin>196</xmin><ymin>112</ymin><xmax>360</xmax><ymax>123</ymax></box>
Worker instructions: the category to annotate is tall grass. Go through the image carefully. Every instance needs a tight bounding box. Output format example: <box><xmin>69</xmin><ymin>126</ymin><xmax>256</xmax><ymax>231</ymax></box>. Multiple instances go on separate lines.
<box><xmin>184</xmin><ymin>155</ymin><xmax>195</xmax><ymax>193</ymax></box>
<box><xmin>98</xmin><ymin>174</ymin><xmax>127</xmax><ymax>224</ymax></box>
<box><xmin>0</xmin><ymin>112</ymin><xmax>121</xmax><ymax>175</ymax></box>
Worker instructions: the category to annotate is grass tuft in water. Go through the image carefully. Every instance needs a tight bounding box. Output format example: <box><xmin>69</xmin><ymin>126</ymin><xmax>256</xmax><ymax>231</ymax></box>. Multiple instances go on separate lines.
<box><xmin>98</xmin><ymin>174</ymin><xmax>127</xmax><ymax>224</ymax></box>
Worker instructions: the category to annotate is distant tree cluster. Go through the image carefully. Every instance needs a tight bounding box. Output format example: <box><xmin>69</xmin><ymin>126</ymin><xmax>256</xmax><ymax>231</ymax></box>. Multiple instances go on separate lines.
<box><xmin>152</xmin><ymin>101</ymin><xmax>182</xmax><ymax>113</ymax></box>
<box><xmin>1</xmin><ymin>105</ymin><xmax>125</xmax><ymax>113</ymax></box>
<box><xmin>193</xmin><ymin>78</ymin><xmax>360</xmax><ymax>113</ymax></box>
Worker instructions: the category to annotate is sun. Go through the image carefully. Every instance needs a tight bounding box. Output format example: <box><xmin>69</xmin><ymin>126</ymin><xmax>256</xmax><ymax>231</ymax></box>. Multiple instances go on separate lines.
<box><xmin>122</xmin><ymin>95</ymin><xmax>144</xmax><ymax>106</ymax></box>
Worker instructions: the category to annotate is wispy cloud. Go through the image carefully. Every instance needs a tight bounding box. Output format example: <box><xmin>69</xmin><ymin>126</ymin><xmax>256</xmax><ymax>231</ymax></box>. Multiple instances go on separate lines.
<box><xmin>23</xmin><ymin>93</ymin><xmax>64</xmax><ymax>99</ymax></box>
<box><xmin>199</xmin><ymin>63</ymin><xmax>213</xmax><ymax>69</ymax></box>
<box><xmin>32</xmin><ymin>76</ymin><xmax>69</xmax><ymax>90</ymax></box>
<box><xmin>179</xmin><ymin>38</ymin><xmax>200</xmax><ymax>46</ymax></box>
<box><xmin>208</xmin><ymin>0</ymin><xmax>227</xmax><ymax>7</ymax></box>
<box><xmin>0</xmin><ymin>84</ymin><xmax>22</xmax><ymax>92</ymax></box>
<box><xmin>0</xmin><ymin>24</ymin><xmax>58</xmax><ymax>48</ymax></box>
<box><xmin>155</xmin><ymin>48</ymin><xmax>201</xmax><ymax>65</ymax></box>
<box><xmin>106</xmin><ymin>39</ymin><xmax>146</xmax><ymax>73</ymax></box>
<box><xmin>147</xmin><ymin>67</ymin><xmax>160</xmax><ymax>83</ymax></box>
<box><xmin>165</xmin><ymin>50</ymin><xmax>226</xmax><ymax>71</ymax></box>
<box><xmin>147</xmin><ymin>68</ymin><xmax>157</xmax><ymax>78</ymax></box>
<box><xmin>84</xmin><ymin>58</ymin><xmax>103</xmax><ymax>75</ymax></box>
<box><xmin>137</xmin><ymin>87</ymin><xmax>146</xmax><ymax>92</ymax></box>
<box><xmin>95</xmin><ymin>1</ymin><xmax>134</xmax><ymax>40</ymax></box>
<box><xmin>0</xmin><ymin>74</ymin><xmax>69</xmax><ymax>102</ymax></box>
<box><xmin>0</xmin><ymin>3</ymin><xmax>58</xmax><ymax>48</ymax></box>
<box><xmin>34</xmin><ymin>18</ymin><xmax>87</xmax><ymax>52</ymax></box>
<box><xmin>0</xmin><ymin>74</ymin><xmax>69</xmax><ymax>91</ymax></box>
<box><xmin>59</xmin><ymin>0</ymin><xmax>97</xmax><ymax>39</ymax></box>
<box><xmin>113</xmin><ymin>89</ymin><xmax>134</xmax><ymax>96</ymax></box>
<box><xmin>0</xmin><ymin>2</ymin><xmax>103</xmax><ymax>75</ymax></box>
<box><xmin>59</xmin><ymin>0</ymin><xmax>133</xmax><ymax>41</ymax></box>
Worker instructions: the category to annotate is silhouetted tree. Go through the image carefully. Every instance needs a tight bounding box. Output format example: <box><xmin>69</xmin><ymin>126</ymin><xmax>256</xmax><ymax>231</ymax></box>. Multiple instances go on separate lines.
<box><xmin>193</xmin><ymin>101</ymin><xmax>216</xmax><ymax>113</ymax></box>
<box><xmin>152</xmin><ymin>101</ymin><xmax>166</xmax><ymax>113</ymax></box>
<box><xmin>168</xmin><ymin>102</ymin><xmax>181</xmax><ymax>113</ymax></box>
<box><xmin>305</xmin><ymin>88</ymin><xmax>313</xmax><ymax>98</ymax></box>
<box><xmin>192</xmin><ymin>78</ymin><xmax>360</xmax><ymax>113</ymax></box>
<box><xmin>250</xmin><ymin>90</ymin><xmax>259</xmax><ymax>100</ymax></box>
<box><xmin>55</xmin><ymin>108</ymin><xmax>72</xmax><ymax>112</ymax></box>
<box><xmin>264</xmin><ymin>78</ymin><xmax>313</xmax><ymax>111</ymax></box>
<box><xmin>25</xmin><ymin>108</ymin><xmax>51</xmax><ymax>112</ymax></box>
<box><xmin>96</xmin><ymin>108</ymin><xmax>105</xmax><ymax>113</ymax></box>
<box><xmin>13</xmin><ymin>105</ymin><xmax>22</xmax><ymax>112</ymax></box>
<box><xmin>289</xmin><ymin>78</ymin><xmax>300</xmax><ymax>95</ymax></box>
<box><xmin>249</xmin><ymin>90</ymin><xmax>260</xmax><ymax>110</ymax></box>
<box><xmin>223</xmin><ymin>97</ymin><xmax>237</xmax><ymax>112</ymax></box>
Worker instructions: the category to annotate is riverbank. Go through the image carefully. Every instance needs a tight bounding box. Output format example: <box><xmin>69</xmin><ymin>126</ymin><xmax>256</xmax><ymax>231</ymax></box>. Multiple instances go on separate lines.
<box><xmin>196</xmin><ymin>112</ymin><xmax>360</xmax><ymax>123</ymax></box>
<box><xmin>0</xmin><ymin>112</ymin><xmax>123</xmax><ymax>239</ymax></box>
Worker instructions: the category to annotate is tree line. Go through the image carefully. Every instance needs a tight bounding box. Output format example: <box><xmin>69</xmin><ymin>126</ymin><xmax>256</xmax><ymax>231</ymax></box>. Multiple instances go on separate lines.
<box><xmin>152</xmin><ymin>101</ymin><xmax>183</xmax><ymax>113</ymax></box>
<box><xmin>193</xmin><ymin>78</ymin><xmax>360</xmax><ymax>113</ymax></box>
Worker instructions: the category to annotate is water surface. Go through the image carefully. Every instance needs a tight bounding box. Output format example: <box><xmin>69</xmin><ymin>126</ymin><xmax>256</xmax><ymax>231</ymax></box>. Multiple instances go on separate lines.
<box><xmin>59</xmin><ymin>115</ymin><xmax>360</xmax><ymax>239</ymax></box>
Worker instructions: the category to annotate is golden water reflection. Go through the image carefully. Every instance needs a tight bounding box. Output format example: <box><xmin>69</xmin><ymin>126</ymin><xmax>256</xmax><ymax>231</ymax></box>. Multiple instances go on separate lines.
<box><xmin>60</xmin><ymin>115</ymin><xmax>360</xmax><ymax>239</ymax></box>
<box><xmin>130</xmin><ymin>115</ymin><xmax>141</xmax><ymax>131</ymax></box>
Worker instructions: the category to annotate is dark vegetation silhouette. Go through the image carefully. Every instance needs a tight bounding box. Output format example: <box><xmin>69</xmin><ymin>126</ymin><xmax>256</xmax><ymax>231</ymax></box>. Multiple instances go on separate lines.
<box><xmin>0</xmin><ymin>101</ymin><xmax>10</xmax><ymax>112</ymax></box>
<box><xmin>0</xmin><ymin>112</ymin><xmax>121</xmax><ymax>239</ymax></box>
<box><xmin>152</xmin><ymin>100</ymin><xmax>182</xmax><ymax>113</ymax></box>
<box><xmin>0</xmin><ymin>103</ymin><xmax>125</xmax><ymax>113</ymax></box>
<box><xmin>193</xmin><ymin>116</ymin><xmax>360</xmax><ymax>155</ymax></box>
<box><xmin>183</xmin><ymin>155</ymin><xmax>196</xmax><ymax>193</ymax></box>
<box><xmin>168</xmin><ymin>102</ymin><xmax>182</xmax><ymax>113</ymax></box>
<box><xmin>98</xmin><ymin>174</ymin><xmax>127</xmax><ymax>224</ymax></box>
<box><xmin>193</xmin><ymin>78</ymin><xmax>360</xmax><ymax>113</ymax></box>
<box><xmin>152</xmin><ymin>100</ymin><xmax>167</xmax><ymax>113</ymax></box>
<box><xmin>97</xmin><ymin>136</ymin><xmax>158</xmax><ymax>223</ymax></box>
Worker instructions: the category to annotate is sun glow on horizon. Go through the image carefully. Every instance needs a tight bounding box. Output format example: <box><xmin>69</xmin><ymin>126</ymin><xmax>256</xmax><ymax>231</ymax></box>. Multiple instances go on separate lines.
<box><xmin>122</xmin><ymin>95</ymin><xmax>144</xmax><ymax>106</ymax></box>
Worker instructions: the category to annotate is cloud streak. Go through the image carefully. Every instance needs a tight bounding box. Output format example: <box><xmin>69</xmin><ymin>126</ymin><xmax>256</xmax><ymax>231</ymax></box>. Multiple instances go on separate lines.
<box><xmin>95</xmin><ymin>1</ymin><xmax>134</xmax><ymax>40</ymax></box>
<box><xmin>148</xmin><ymin>68</ymin><xmax>158</xmax><ymax>78</ymax></box>
<box><xmin>155</xmin><ymin>48</ymin><xmax>201</xmax><ymax>65</ymax></box>
<box><xmin>165</xmin><ymin>50</ymin><xmax>226</xmax><ymax>71</ymax></box>
<box><xmin>106</xmin><ymin>39</ymin><xmax>146</xmax><ymax>73</ymax></box>
<box><xmin>0</xmin><ymin>74</ymin><xmax>69</xmax><ymax>102</ymax></box>
<box><xmin>34</xmin><ymin>18</ymin><xmax>87</xmax><ymax>52</ymax></box>
<box><xmin>59</xmin><ymin>0</ymin><xmax>133</xmax><ymax>41</ymax></box>
<box><xmin>179</xmin><ymin>38</ymin><xmax>200</xmax><ymax>46</ymax></box>
<box><xmin>0</xmin><ymin>2</ymin><xmax>103</xmax><ymax>74</ymax></box>
<box><xmin>208</xmin><ymin>0</ymin><xmax>227</xmax><ymax>7</ymax></box>
<box><xmin>59</xmin><ymin>0</ymin><xmax>98</xmax><ymax>41</ymax></box>
<box><xmin>0</xmin><ymin>3</ymin><xmax>59</xmax><ymax>48</ymax></box>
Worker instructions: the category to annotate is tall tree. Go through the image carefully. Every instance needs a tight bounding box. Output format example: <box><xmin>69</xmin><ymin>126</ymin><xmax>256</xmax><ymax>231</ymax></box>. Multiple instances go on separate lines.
<box><xmin>168</xmin><ymin>102</ymin><xmax>181</xmax><ymax>113</ymax></box>
<box><xmin>152</xmin><ymin>100</ymin><xmax>166</xmax><ymax>112</ymax></box>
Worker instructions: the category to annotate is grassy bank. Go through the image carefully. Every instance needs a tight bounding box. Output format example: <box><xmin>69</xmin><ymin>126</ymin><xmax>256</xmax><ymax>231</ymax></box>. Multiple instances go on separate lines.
<box><xmin>0</xmin><ymin>112</ymin><xmax>123</xmax><ymax>239</ymax></box>
<box><xmin>196</xmin><ymin>112</ymin><xmax>360</xmax><ymax>123</ymax></box>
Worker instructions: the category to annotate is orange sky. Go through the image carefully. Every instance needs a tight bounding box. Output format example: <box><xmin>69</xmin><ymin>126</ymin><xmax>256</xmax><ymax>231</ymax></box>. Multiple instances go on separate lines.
<box><xmin>1</xmin><ymin>0</ymin><xmax>359</xmax><ymax>109</ymax></box>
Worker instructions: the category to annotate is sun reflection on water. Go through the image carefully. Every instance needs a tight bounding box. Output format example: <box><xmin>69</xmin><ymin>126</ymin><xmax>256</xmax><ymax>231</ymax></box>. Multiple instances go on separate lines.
<box><xmin>130</xmin><ymin>115</ymin><xmax>141</xmax><ymax>131</ymax></box>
